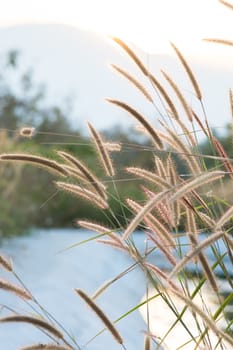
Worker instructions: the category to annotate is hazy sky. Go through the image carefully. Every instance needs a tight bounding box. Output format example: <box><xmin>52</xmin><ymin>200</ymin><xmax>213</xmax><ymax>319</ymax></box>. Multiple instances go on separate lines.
<box><xmin>0</xmin><ymin>0</ymin><xmax>232</xmax><ymax>57</ymax></box>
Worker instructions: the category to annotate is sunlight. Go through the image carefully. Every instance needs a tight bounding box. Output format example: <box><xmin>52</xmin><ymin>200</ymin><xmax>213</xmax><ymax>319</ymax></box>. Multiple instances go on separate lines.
<box><xmin>0</xmin><ymin>0</ymin><xmax>232</xmax><ymax>57</ymax></box>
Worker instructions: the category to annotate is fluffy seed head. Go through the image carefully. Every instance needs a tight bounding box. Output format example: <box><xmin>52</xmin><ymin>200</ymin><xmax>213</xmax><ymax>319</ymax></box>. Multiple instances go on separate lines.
<box><xmin>75</xmin><ymin>288</ymin><xmax>123</xmax><ymax>344</ymax></box>
<box><xmin>0</xmin><ymin>254</ymin><xmax>13</xmax><ymax>272</ymax></box>
<box><xmin>0</xmin><ymin>278</ymin><xmax>32</xmax><ymax>300</ymax></box>
<box><xmin>19</xmin><ymin>127</ymin><xmax>36</xmax><ymax>138</ymax></box>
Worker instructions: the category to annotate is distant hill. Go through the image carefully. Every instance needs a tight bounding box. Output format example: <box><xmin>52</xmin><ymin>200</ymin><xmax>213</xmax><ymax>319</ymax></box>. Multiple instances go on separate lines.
<box><xmin>0</xmin><ymin>23</ymin><xmax>232</xmax><ymax>133</ymax></box>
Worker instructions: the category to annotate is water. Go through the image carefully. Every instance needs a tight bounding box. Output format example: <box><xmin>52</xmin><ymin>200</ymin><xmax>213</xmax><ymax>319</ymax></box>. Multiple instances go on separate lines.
<box><xmin>0</xmin><ymin>229</ymin><xmax>147</xmax><ymax>350</ymax></box>
<box><xmin>0</xmin><ymin>229</ymin><xmax>231</xmax><ymax>350</ymax></box>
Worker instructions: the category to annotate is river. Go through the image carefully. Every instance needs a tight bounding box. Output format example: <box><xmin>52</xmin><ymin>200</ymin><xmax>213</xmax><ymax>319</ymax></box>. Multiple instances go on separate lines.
<box><xmin>0</xmin><ymin>229</ymin><xmax>231</xmax><ymax>350</ymax></box>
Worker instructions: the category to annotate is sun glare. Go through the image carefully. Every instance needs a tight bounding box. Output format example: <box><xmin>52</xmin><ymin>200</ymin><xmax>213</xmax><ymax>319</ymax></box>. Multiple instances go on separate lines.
<box><xmin>0</xmin><ymin>0</ymin><xmax>232</xmax><ymax>58</ymax></box>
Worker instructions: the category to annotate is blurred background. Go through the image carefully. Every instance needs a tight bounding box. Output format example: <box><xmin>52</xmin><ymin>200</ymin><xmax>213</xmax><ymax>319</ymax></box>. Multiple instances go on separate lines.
<box><xmin>0</xmin><ymin>0</ymin><xmax>232</xmax><ymax>236</ymax></box>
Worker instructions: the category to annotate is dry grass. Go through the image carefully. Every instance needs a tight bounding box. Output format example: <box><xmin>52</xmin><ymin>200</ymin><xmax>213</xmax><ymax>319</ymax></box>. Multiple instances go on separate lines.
<box><xmin>75</xmin><ymin>289</ymin><xmax>123</xmax><ymax>345</ymax></box>
<box><xmin>0</xmin><ymin>315</ymin><xmax>64</xmax><ymax>340</ymax></box>
<box><xmin>0</xmin><ymin>4</ymin><xmax>232</xmax><ymax>349</ymax></box>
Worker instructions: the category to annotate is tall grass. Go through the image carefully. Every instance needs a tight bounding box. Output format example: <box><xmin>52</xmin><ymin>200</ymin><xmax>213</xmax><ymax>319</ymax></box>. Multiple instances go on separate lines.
<box><xmin>0</xmin><ymin>2</ymin><xmax>233</xmax><ymax>349</ymax></box>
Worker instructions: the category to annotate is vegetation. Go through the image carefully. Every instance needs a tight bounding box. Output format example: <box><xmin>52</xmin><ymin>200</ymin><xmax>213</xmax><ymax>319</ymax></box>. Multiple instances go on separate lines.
<box><xmin>0</xmin><ymin>52</ymin><xmax>151</xmax><ymax>236</ymax></box>
<box><xmin>0</xmin><ymin>53</ymin><xmax>232</xmax><ymax>237</ymax></box>
<box><xmin>0</xmin><ymin>1</ymin><xmax>233</xmax><ymax>349</ymax></box>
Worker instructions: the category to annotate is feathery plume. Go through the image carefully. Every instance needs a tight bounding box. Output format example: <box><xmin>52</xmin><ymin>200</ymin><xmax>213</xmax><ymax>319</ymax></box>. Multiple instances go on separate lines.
<box><xmin>56</xmin><ymin>182</ymin><xmax>109</xmax><ymax>209</ymax></box>
<box><xmin>111</xmin><ymin>64</ymin><xmax>153</xmax><ymax>102</ymax></box>
<box><xmin>154</xmin><ymin>156</ymin><xmax>167</xmax><ymax>178</ymax></box>
<box><xmin>198</xmin><ymin>212</ymin><xmax>215</xmax><ymax>230</ymax></box>
<box><xmin>111</xmin><ymin>37</ymin><xmax>148</xmax><ymax>75</ymax></box>
<box><xmin>106</xmin><ymin>99</ymin><xmax>163</xmax><ymax>149</ymax></box>
<box><xmin>126</xmin><ymin>167</ymin><xmax>171</xmax><ymax>188</ymax></box>
<box><xmin>97</xmin><ymin>238</ymin><xmax>128</xmax><ymax>252</ymax></box>
<box><xmin>168</xmin><ymin>231</ymin><xmax>224</xmax><ymax>280</ymax></box>
<box><xmin>77</xmin><ymin>220</ymin><xmax>124</xmax><ymax>246</ymax></box>
<box><xmin>57</xmin><ymin>151</ymin><xmax>106</xmax><ymax>199</ymax></box>
<box><xmin>63</xmin><ymin>165</ymin><xmax>87</xmax><ymax>182</ymax></box>
<box><xmin>160</xmin><ymin>123</ymin><xmax>201</xmax><ymax>174</ymax></box>
<box><xmin>219</xmin><ymin>0</ymin><xmax>233</xmax><ymax>10</ymax></box>
<box><xmin>166</xmin><ymin>157</ymin><xmax>181</xmax><ymax>226</ymax></box>
<box><xmin>173</xmin><ymin>117</ymin><xmax>197</xmax><ymax>147</ymax></box>
<box><xmin>20</xmin><ymin>345</ymin><xmax>71</xmax><ymax>350</ymax></box>
<box><xmin>0</xmin><ymin>253</ymin><xmax>12</xmax><ymax>272</ymax></box>
<box><xmin>145</xmin><ymin>262</ymin><xmax>180</xmax><ymax>291</ymax></box>
<box><xmin>156</xmin><ymin>129</ymin><xmax>184</xmax><ymax>152</ymax></box>
<box><xmin>123</xmin><ymin>190</ymin><xmax>169</xmax><ymax>240</ymax></box>
<box><xmin>186</xmin><ymin>210</ymin><xmax>218</xmax><ymax>292</ymax></box>
<box><xmin>0</xmin><ymin>315</ymin><xmax>63</xmax><ymax>339</ymax></box>
<box><xmin>162</xmin><ymin>70</ymin><xmax>193</xmax><ymax>122</ymax></box>
<box><xmin>155</xmin><ymin>199</ymin><xmax>175</xmax><ymax>228</ymax></box>
<box><xmin>191</xmin><ymin>109</ymin><xmax>209</xmax><ymax>137</ymax></box>
<box><xmin>127</xmin><ymin>198</ymin><xmax>175</xmax><ymax>248</ymax></box>
<box><xmin>169</xmin><ymin>171</ymin><xmax>225</xmax><ymax>204</ymax></box>
<box><xmin>146</xmin><ymin>232</ymin><xmax>177</xmax><ymax>266</ymax></box>
<box><xmin>195</xmin><ymin>241</ymin><xmax>218</xmax><ymax>292</ymax></box>
<box><xmin>76</xmin><ymin>220</ymin><xmax>112</xmax><ymax>234</ymax></box>
<box><xmin>0</xmin><ymin>278</ymin><xmax>31</xmax><ymax>299</ymax></box>
<box><xmin>186</xmin><ymin>208</ymin><xmax>198</xmax><ymax>264</ymax></box>
<box><xmin>203</xmin><ymin>38</ymin><xmax>233</xmax><ymax>47</ymax></box>
<box><xmin>0</xmin><ymin>153</ymin><xmax>69</xmax><ymax>177</ymax></box>
<box><xmin>170</xmin><ymin>42</ymin><xmax>202</xmax><ymax>100</ymax></box>
<box><xmin>148</xmin><ymin>74</ymin><xmax>180</xmax><ymax>120</ymax></box>
<box><xmin>87</xmin><ymin>122</ymin><xmax>115</xmax><ymax>176</ymax></box>
<box><xmin>75</xmin><ymin>289</ymin><xmax>123</xmax><ymax>344</ymax></box>
<box><xmin>186</xmin><ymin>208</ymin><xmax>197</xmax><ymax>238</ymax></box>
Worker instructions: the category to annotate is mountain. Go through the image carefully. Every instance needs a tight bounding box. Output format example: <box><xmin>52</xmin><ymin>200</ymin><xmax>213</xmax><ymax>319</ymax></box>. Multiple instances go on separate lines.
<box><xmin>0</xmin><ymin>23</ymin><xmax>232</xmax><ymax>133</ymax></box>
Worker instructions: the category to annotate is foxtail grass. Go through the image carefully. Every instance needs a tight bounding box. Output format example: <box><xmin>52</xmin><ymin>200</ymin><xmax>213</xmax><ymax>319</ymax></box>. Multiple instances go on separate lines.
<box><xmin>161</xmin><ymin>70</ymin><xmax>194</xmax><ymax>122</ymax></box>
<box><xmin>76</xmin><ymin>220</ymin><xmax>112</xmax><ymax>234</ymax></box>
<box><xmin>203</xmin><ymin>38</ymin><xmax>233</xmax><ymax>47</ymax></box>
<box><xmin>111</xmin><ymin>64</ymin><xmax>153</xmax><ymax>103</ymax></box>
<box><xmin>0</xmin><ymin>253</ymin><xmax>12</xmax><ymax>272</ymax></box>
<box><xmin>75</xmin><ymin>289</ymin><xmax>123</xmax><ymax>345</ymax></box>
<box><xmin>57</xmin><ymin>151</ymin><xmax>107</xmax><ymax>199</ymax></box>
<box><xmin>219</xmin><ymin>0</ymin><xmax>233</xmax><ymax>10</ymax></box>
<box><xmin>169</xmin><ymin>170</ymin><xmax>225</xmax><ymax>203</ymax></box>
<box><xmin>0</xmin><ymin>20</ymin><xmax>232</xmax><ymax>350</ymax></box>
<box><xmin>20</xmin><ymin>344</ymin><xmax>71</xmax><ymax>350</ymax></box>
<box><xmin>55</xmin><ymin>182</ymin><xmax>109</xmax><ymax>209</ymax></box>
<box><xmin>170</xmin><ymin>42</ymin><xmax>202</xmax><ymax>100</ymax></box>
<box><xmin>106</xmin><ymin>99</ymin><xmax>164</xmax><ymax>149</ymax></box>
<box><xmin>0</xmin><ymin>153</ymin><xmax>69</xmax><ymax>177</ymax></box>
<box><xmin>168</xmin><ymin>231</ymin><xmax>225</xmax><ymax>280</ymax></box>
<box><xmin>0</xmin><ymin>278</ymin><xmax>32</xmax><ymax>300</ymax></box>
<box><xmin>0</xmin><ymin>315</ymin><xmax>64</xmax><ymax>340</ymax></box>
<box><xmin>87</xmin><ymin>122</ymin><xmax>115</xmax><ymax>177</ymax></box>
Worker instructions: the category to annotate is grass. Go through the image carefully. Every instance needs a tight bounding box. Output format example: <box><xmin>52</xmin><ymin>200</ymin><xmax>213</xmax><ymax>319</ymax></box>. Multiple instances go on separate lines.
<box><xmin>0</xmin><ymin>2</ymin><xmax>232</xmax><ymax>349</ymax></box>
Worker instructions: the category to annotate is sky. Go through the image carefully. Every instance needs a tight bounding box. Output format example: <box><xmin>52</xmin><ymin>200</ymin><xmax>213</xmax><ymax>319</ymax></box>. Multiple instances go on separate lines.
<box><xmin>0</xmin><ymin>0</ymin><xmax>231</xmax><ymax>132</ymax></box>
<box><xmin>0</xmin><ymin>0</ymin><xmax>232</xmax><ymax>58</ymax></box>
